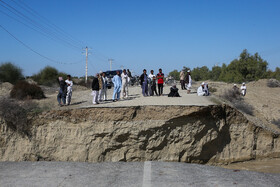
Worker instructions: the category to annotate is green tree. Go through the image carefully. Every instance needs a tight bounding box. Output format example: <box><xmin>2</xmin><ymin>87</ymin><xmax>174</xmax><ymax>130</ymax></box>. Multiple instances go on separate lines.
<box><xmin>0</xmin><ymin>62</ymin><xmax>23</xmax><ymax>84</ymax></box>
<box><xmin>210</xmin><ymin>66</ymin><xmax>222</xmax><ymax>81</ymax></box>
<box><xmin>168</xmin><ymin>70</ymin><xmax>180</xmax><ymax>80</ymax></box>
<box><xmin>191</xmin><ymin>66</ymin><xmax>210</xmax><ymax>81</ymax></box>
<box><xmin>32</xmin><ymin>66</ymin><xmax>67</xmax><ymax>86</ymax></box>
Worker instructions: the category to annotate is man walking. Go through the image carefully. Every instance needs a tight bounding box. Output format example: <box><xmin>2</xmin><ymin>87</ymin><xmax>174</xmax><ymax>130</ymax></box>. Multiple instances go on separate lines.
<box><xmin>140</xmin><ymin>69</ymin><xmax>149</xmax><ymax>96</ymax></box>
<box><xmin>91</xmin><ymin>73</ymin><xmax>100</xmax><ymax>105</ymax></box>
<box><xmin>112</xmin><ymin>70</ymin><xmax>122</xmax><ymax>102</ymax></box>
<box><xmin>157</xmin><ymin>68</ymin><xmax>164</xmax><ymax>96</ymax></box>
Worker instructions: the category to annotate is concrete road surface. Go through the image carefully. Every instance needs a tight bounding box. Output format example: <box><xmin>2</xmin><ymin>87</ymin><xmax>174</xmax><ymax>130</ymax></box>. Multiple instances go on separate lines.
<box><xmin>0</xmin><ymin>161</ymin><xmax>279</xmax><ymax>187</ymax></box>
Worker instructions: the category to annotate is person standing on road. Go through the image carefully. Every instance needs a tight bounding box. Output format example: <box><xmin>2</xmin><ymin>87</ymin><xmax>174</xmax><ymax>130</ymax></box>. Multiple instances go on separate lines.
<box><xmin>112</xmin><ymin>71</ymin><xmax>122</xmax><ymax>102</ymax></box>
<box><xmin>185</xmin><ymin>70</ymin><xmax>192</xmax><ymax>94</ymax></box>
<box><xmin>65</xmin><ymin>75</ymin><xmax>73</xmax><ymax>105</ymax></box>
<box><xmin>101</xmin><ymin>72</ymin><xmax>108</xmax><ymax>101</ymax></box>
<box><xmin>97</xmin><ymin>71</ymin><xmax>103</xmax><ymax>102</ymax></box>
<box><xmin>57</xmin><ymin>77</ymin><xmax>67</xmax><ymax>106</ymax></box>
<box><xmin>148</xmin><ymin>70</ymin><xmax>155</xmax><ymax>96</ymax></box>
<box><xmin>140</xmin><ymin>69</ymin><xmax>149</xmax><ymax>96</ymax></box>
<box><xmin>91</xmin><ymin>73</ymin><xmax>100</xmax><ymax>105</ymax></box>
<box><xmin>121</xmin><ymin>69</ymin><xmax>129</xmax><ymax>99</ymax></box>
<box><xmin>127</xmin><ymin>69</ymin><xmax>132</xmax><ymax>86</ymax></box>
<box><xmin>150</xmin><ymin>76</ymin><xmax>158</xmax><ymax>96</ymax></box>
<box><xmin>157</xmin><ymin>68</ymin><xmax>164</xmax><ymax>96</ymax></box>
<box><xmin>180</xmin><ymin>69</ymin><xmax>186</xmax><ymax>90</ymax></box>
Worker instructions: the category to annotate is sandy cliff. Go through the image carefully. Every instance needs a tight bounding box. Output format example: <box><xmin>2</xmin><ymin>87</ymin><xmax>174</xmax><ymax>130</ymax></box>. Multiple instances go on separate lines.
<box><xmin>1</xmin><ymin>105</ymin><xmax>279</xmax><ymax>164</ymax></box>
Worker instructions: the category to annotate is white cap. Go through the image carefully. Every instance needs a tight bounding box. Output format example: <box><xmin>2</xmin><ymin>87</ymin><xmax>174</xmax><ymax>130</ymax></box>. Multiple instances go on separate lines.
<box><xmin>99</xmin><ymin>70</ymin><xmax>103</xmax><ymax>74</ymax></box>
<box><xmin>234</xmin><ymin>84</ymin><xmax>237</xmax><ymax>86</ymax></box>
<box><xmin>201</xmin><ymin>82</ymin><xmax>205</xmax><ymax>85</ymax></box>
<box><xmin>242</xmin><ymin>82</ymin><xmax>245</xmax><ymax>85</ymax></box>
<box><xmin>187</xmin><ymin>70</ymin><xmax>191</xmax><ymax>72</ymax></box>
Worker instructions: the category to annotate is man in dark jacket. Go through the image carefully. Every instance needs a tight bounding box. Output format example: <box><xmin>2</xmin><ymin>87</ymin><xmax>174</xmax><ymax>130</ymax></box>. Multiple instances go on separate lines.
<box><xmin>92</xmin><ymin>73</ymin><xmax>100</xmax><ymax>104</ymax></box>
<box><xmin>57</xmin><ymin>77</ymin><xmax>67</xmax><ymax>106</ymax></box>
<box><xmin>140</xmin><ymin>69</ymin><xmax>148</xmax><ymax>96</ymax></box>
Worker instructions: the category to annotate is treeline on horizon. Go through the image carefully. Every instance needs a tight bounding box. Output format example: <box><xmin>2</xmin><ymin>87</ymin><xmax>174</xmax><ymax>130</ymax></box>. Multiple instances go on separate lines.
<box><xmin>169</xmin><ymin>49</ymin><xmax>280</xmax><ymax>83</ymax></box>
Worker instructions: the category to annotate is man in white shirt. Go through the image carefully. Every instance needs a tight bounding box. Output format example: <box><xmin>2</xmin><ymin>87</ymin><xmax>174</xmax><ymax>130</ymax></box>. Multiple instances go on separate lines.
<box><xmin>240</xmin><ymin>82</ymin><xmax>247</xmax><ymax>96</ymax></box>
<box><xmin>65</xmin><ymin>75</ymin><xmax>73</xmax><ymax>105</ymax></box>
<box><xmin>148</xmin><ymin>70</ymin><xmax>155</xmax><ymax>96</ymax></box>
<box><xmin>121</xmin><ymin>69</ymin><xmax>129</xmax><ymax>98</ymax></box>
<box><xmin>197</xmin><ymin>82</ymin><xmax>206</xmax><ymax>96</ymax></box>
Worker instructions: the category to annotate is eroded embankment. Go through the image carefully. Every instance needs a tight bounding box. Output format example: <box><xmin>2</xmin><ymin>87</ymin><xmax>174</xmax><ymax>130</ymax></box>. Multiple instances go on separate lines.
<box><xmin>0</xmin><ymin>105</ymin><xmax>279</xmax><ymax>164</ymax></box>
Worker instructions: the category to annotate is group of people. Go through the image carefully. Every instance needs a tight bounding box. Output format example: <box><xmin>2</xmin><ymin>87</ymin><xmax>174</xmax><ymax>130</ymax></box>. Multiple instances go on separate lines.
<box><xmin>233</xmin><ymin>83</ymin><xmax>247</xmax><ymax>96</ymax></box>
<box><xmin>57</xmin><ymin>68</ymin><xmax>249</xmax><ymax>106</ymax></box>
<box><xmin>57</xmin><ymin>75</ymin><xmax>73</xmax><ymax>106</ymax></box>
<box><xmin>139</xmin><ymin>68</ymin><xmax>165</xmax><ymax>97</ymax></box>
<box><xmin>91</xmin><ymin>71</ymin><xmax>109</xmax><ymax>104</ymax></box>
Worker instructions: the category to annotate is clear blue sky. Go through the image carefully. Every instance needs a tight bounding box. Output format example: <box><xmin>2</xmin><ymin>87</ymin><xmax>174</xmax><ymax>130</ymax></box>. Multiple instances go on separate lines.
<box><xmin>1</xmin><ymin>0</ymin><xmax>280</xmax><ymax>76</ymax></box>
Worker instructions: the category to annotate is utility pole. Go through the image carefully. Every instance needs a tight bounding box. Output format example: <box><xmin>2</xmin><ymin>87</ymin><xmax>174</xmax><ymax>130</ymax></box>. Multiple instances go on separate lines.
<box><xmin>108</xmin><ymin>59</ymin><xmax>114</xmax><ymax>71</ymax></box>
<box><xmin>85</xmin><ymin>46</ymin><xmax>88</xmax><ymax>83</ymax></box>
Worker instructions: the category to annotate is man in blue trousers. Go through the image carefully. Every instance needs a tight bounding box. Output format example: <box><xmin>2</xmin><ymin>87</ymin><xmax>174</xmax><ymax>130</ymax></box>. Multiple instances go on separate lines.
<box><xmin>140</xmin><ymin>69</ymin><xmax>148</xmax><ymax>96</ymax></box>
<box><xmin>112</xmin><ymin>70</ymin><xmax>122</xmax><ymax>102</ymax></box>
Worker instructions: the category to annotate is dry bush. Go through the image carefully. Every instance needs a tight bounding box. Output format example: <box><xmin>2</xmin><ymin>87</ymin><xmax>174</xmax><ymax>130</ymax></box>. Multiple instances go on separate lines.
<box><xmin>267</xmin><ymin>79</ymin><xmax>280</xmax><ymax>88</ymax></box>
<box><xmin>208</xmin><ymin>86</ymin><xmax>217</xmax><ymax>93</ymax></box>
<box><xmin>221</xmin><ymin>88</ymin><xmax>254</xmax><ymax>115</ymax></box>
<box><xmin>10</xmin><ymin>81</ymin><xmax>46</xmax><ymax>100</ymax></box>
<box><xmin>0</xmin><ymin>98</ymin><xmax>30</xmax><ymax>137</ymax></box>
<box><xmin>221</xmin><ymin>88</ymin><xmax>241</xmax><ymax>102</ymax></box>
<box><xmin>232</xmin><ymin>101</ymin><xmax>254</xmax><ymax>116</ymax></box>
<box><xmin>77</xmin><ymin>79</ymin><xmax>92</xmax><ymax>88</ymax></box>
<box><xmin>272</xmin><ymin>119</ymin><xmax>280</xmax><ymax>128</ymax></box>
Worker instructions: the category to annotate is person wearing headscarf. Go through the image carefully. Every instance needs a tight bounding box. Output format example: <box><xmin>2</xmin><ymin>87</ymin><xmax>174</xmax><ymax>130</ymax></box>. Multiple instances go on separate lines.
<box><xmin>57</xmin><ymin>77</ymin><xmax>67</xmax><ymax>106</ymax></box>
<box><xmin>65</xmin><ymin>75</ymin><xmax>73</xmax><ymax>105</ymax></box>
<box><xmin>185</xmin><ymin>70</ymin><xmax>192</xmax><ymax>94</ymax></box>
<box><xmin>112</xmin><ymin>70</ymin><xmax>122</xmax><ymax>102</ymax></box>
<box><xmin>91</xmin><ymin>73</ymin><xmax>100</xmax><ymax>105</ymax></box>
<box><xmin>240</xmin><ymin>82</ymin><xmax>247</xmax><ymax>96</ymax></box>
<box><xmin>121</xmin><ymin>69</ymin><xmax>129</xmax><ymax>98</ymax></box>
<box><xmin>197</xmin><ymin>82</ymin><xmax>206</xmax><ymax>96</ymax></box>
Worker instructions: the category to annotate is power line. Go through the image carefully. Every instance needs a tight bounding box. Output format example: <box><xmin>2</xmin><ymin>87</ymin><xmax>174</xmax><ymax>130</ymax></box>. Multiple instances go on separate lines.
<box><xmin>10</xmin><ymin>0</ymin><xmax>85</xmax><ymax>47</ymax></box>
<box><xmin>0</xmin><ymin>0</ymin><xmax>82</xmax><ymax>51</ymax></box>
<box><xmin>0</xmin><ymin>24</ymin><xmax>82</xmax><ymax>65</ymax></box>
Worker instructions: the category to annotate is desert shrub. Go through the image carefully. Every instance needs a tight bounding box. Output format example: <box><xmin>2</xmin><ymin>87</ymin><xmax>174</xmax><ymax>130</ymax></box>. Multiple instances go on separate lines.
<box><xmin>272</xmin><ymin>119</ymin><xmax>280</xmax><ymax>128</ymax></box>
<box><xmin>267</xmin><ymin>79</ymin><xmax>280</xmax><ymax>88</ymax></box>
<box><xmin>0</xmin><ymin>62</ymin><xmax>23</xmax><ymax>84</ymax></box>
<box><xmin>221</xmin><ymin>88</ymin><xmax>241</xmax><ymax>102</ymax></box>
<box><xmin>208</xmin><ymin>86</ymin><xmax>217</xmax><ymax>93</ymax></box>
<box><xmin>221</xmin><ymin>88</ymin><xmax>254</xmax><ymax>115</ymax></box>
<box><xmin>232</xmin><ymin>101</ymin><xmax>254</xmax><ymax>116</ymax></box>
<box><xmin>10</xmin><ymin>81</ymin><xmax>46</xmax><ymax>100</ymax></box>
<box><xmin>77</xmin><ymin>79</ymin><xmax>92</xmax><ymax>88</ymax></box>
<box><xmin>0</xmin><ymin>98</ymin><xmax>30</xmax><ymax>137</ymax></box>
<box><xmin>32</xmin><ymin>66</ymin><xmax>67</xmax><ymax>86</ymax></box>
